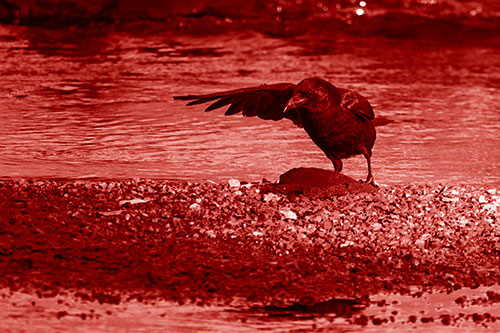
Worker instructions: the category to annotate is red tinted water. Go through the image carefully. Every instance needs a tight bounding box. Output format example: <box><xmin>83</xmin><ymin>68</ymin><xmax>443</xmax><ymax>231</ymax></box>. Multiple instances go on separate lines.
<box><xmin>1</xmin><ymin>25</ymin><xmax>499</xmax><ymax>185</ymax></box>
<box><xmin>2</xmin><ymin>286</ymin><xmax>500</xmax><ymax>332</ymax></box>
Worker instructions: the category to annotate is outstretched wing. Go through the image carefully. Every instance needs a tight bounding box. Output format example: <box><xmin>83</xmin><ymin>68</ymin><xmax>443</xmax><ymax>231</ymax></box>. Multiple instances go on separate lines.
<box><xmin>174</xmin><ymin>83</ymin><xmax>298</xmax><ymax>122</ymax></box>
<box><xmin>338</xmin><ymin>89</ymin><xmax>375</xmax><ymax>120</ymax></box>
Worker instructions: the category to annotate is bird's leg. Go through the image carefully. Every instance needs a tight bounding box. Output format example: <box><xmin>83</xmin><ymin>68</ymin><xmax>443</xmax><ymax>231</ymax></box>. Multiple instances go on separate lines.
<box><xmin>363</xmin><ymin>152</ymin><xmax>375</xmax><ymax>185</ymax></box>
<box><xmin>331</xmin><ymin>159</ymin><xmax>343</xmax><ymax>173</ymax></box>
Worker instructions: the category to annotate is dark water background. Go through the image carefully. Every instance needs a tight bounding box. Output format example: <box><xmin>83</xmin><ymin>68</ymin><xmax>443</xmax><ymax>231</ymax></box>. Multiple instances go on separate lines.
<box><xmin>1</xmin><ymin>0</ymin><xmax>500</xmax><ymax>186</ymax></box>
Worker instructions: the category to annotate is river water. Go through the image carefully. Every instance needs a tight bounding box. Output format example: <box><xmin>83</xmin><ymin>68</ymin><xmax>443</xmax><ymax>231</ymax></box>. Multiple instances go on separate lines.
<box><xmin>2</xmin><ymin>286</ymin><xmax>500</xmax><ymax>332</ymax></box>
<box><xmin>1</xmin><ymin>14</ymin><xmax>499</xmax><ymax>186</ymax></box>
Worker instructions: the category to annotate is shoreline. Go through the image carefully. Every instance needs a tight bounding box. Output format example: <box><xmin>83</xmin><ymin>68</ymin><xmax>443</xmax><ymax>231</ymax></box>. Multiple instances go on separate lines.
<box><xmin>4</xmin><ymin>174</ymin><xmax>499</xmax><ymax>188</ymax></box>
<box><xmin>1</xmin><ymin>177</ymin><xmax>499</xmax><ymax>326</ymax></box>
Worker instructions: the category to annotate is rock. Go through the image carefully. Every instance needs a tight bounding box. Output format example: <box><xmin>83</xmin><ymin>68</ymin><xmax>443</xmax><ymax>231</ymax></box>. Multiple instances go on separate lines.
<box><xmin>263</xmin><ymin>167</ymin><xmax>378</xmax><ymax>198</ymax></box>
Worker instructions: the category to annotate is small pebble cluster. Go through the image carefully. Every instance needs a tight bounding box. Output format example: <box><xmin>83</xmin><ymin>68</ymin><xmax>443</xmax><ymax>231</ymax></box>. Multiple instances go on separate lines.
<box><xmin>1</xmin><ymin>178</ymin><xmax>499</xmax><ymax>326</ymax></box>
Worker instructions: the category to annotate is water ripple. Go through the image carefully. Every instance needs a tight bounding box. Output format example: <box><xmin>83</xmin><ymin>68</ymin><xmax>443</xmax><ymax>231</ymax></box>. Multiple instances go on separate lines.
<box><xmin>0</xmin><ymin>25</ymin><xmax>499</xmax><ymax>185</ymax></box>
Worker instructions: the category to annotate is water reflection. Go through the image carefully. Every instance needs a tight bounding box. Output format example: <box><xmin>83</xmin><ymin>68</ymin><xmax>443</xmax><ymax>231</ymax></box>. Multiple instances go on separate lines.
<box><xmin>21</xmin><ymin>28</ymin><xmax>112</xmax><ymax>59</ymax></box>
<box><xmin>0</xmin><ymin>24</ymin><xmax>499</xmax><ymax>185</ymax></box>
<box><xmin>2</xmin><ymin>286</ymin><xmax>499</xmax><ymax>331</ymax></box>
<box><xmin>258</xmin><ymin>298</ymin><xmax>365</xmax><ymax>318</ymax></box>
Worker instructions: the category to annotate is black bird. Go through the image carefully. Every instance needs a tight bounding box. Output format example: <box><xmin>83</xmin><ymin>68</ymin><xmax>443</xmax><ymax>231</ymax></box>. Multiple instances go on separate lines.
<box><xmin>174</xmin><ymin>77</ymin><xmax>376</xmax><ymax>183</ymax></box>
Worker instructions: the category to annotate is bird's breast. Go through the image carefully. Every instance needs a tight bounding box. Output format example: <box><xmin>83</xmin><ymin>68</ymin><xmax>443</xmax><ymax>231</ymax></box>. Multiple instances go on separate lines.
<box><xmin>300</xmin><ymin>107</ymin><xmax>356</xmax><ymax>137</ymax></box>
<box><xmin>299</xmin><ymin>107</ymin><xmax>375</xmax><ymax>157</ymax></box>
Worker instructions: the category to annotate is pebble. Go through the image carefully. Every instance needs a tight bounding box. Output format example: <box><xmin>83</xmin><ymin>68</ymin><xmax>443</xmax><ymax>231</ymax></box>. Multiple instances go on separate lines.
<box><xmin>280</xmin><ymin>208</ymin><xmax>297</xmax><ymax>220</ymax></box>
<box><xmin>263</xmin><ymin>193</ymin><xmax>280</xmax><ymax>202</ymax></box>
<box><xmin>119</xmin><ymin>198</ymin><xmax>151</xmax><ymax>206</ymax></box>
<box><xmin>189</xmin><ymin>203</ymin><xmax>201</xmax><ymax>210</ymax></box>
<box><xmin>228</xmin><ymin>179</ymin><xmax>241</xmax><ymax>189</ymax></box>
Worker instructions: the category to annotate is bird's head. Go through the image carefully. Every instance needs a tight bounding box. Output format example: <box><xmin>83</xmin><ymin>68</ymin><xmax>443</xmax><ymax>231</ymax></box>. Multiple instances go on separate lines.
<box><xmin>284</xmin><ymin>78</ymin><xmax>341</xmax><ymax>113</ymax></box>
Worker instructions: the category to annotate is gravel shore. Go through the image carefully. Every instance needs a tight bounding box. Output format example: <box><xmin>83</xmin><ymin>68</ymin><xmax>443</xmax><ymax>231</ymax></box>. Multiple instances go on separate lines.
<box><xmin>1</xmin><ymin>176</ymin><xmax>499</xmax><ymax>326</ymax></box>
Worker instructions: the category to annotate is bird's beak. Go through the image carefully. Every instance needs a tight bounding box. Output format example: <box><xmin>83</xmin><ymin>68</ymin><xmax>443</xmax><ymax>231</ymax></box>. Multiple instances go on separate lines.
<box><xmin>284</xmin><ymin>94</ymin><xmax>308</xmax><ymax>113</ymax></box>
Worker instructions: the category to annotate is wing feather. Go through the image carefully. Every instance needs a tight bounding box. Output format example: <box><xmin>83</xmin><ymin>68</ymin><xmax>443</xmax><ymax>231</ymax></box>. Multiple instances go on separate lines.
<box><xmin>225</xmin><ymin>98</ymin><xmax>246</xmax><ymax>116</ymax></box>
<box><xmin>241</xmin><ymin>94</ymin><xmax>261</xmax><ymax>117</ymax></box>
<box><xmin>260</xmin><ymin>94</ymin><xmax>290</xmax><ymax>120</ymax></box>
<box><xmin>205</xmin><ymin>96</ymin><xmax>235</xmax><ymax>111</ymax></box>
<box><xmin>254</xmin><ymin>94</ymin><xmax>273</xmax><ymax>115</ymax></box>
<box><xmin>338</xmin><ymin>89</ymin><xmax>375</xmax><ymax>120</ymax></box>
<box><xmin>185</xmin><ymin>96</ymin><xmax>220</xmax><ymax>106</ymax></box>
<box><xmin>174</xmin><ymin>83</ymin><xmax>296</xmax><ymax>122</ymax></box>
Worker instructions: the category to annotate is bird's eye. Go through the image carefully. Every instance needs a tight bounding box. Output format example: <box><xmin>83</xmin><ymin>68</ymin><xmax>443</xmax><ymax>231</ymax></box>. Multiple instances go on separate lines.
<box><xmin>301</xmin><ymin>90</ymin><xmax>311</xmax><ymax>97</ymax></box>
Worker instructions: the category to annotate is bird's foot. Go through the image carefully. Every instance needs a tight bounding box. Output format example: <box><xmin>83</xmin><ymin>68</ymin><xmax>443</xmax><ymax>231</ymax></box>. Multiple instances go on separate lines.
<box><xmin>362</xmin><ymin>177</ymin><xmax>379</xmax><ymax>188</ymax></box>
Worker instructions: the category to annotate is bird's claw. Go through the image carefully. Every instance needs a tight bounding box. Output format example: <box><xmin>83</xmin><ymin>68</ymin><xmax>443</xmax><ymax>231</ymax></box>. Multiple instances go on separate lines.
<box><xmin>361</xmin><ymin>178</ymin><xmax>378</xmax><ymax>188</ymax></box>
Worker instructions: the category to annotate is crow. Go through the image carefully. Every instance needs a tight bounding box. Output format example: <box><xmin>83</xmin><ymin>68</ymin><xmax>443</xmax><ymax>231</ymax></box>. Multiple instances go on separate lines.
<box><xmin>174</xmin><ymin>77</ymin><xmax>376</xmax><ymax>183</ymax></box>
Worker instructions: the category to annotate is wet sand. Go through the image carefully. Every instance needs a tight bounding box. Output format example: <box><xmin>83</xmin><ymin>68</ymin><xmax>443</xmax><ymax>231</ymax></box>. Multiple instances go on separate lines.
<box><xmin>1</xmin><ymin>175</ymin><xmax>499</xmax><ymax>330</ymax></box>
